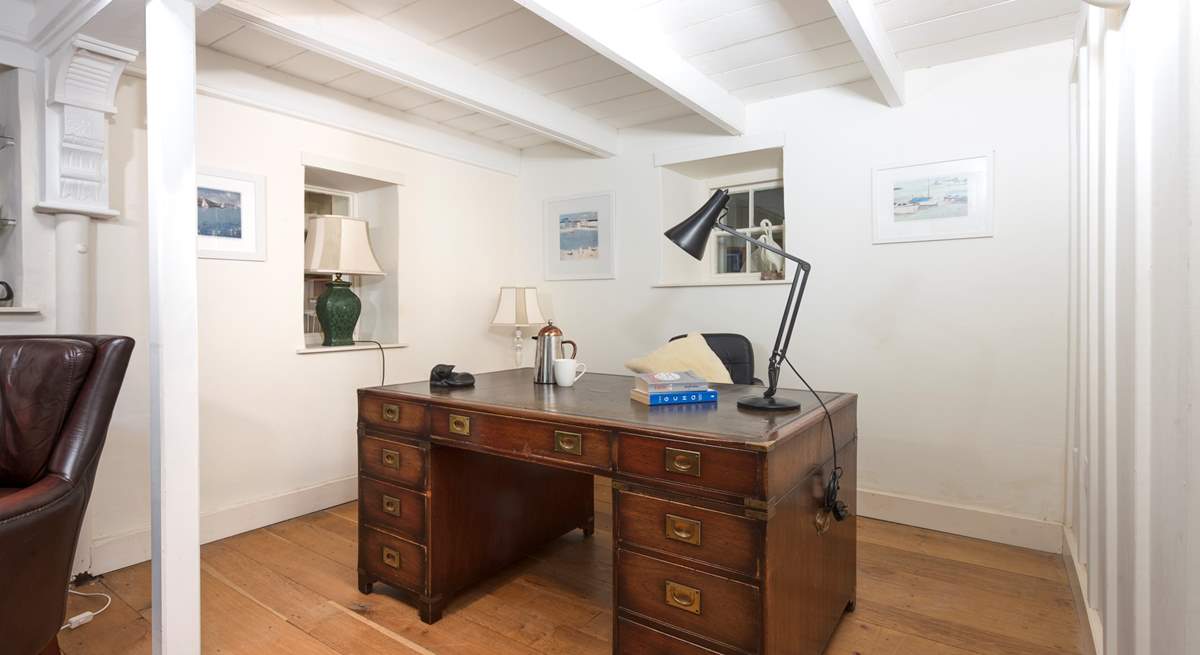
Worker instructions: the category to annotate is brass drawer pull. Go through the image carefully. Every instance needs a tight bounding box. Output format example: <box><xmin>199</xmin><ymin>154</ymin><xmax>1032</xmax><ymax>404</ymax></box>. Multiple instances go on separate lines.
<box><xmin>382</xmin><ymin>494</ymin><xmax>401</xmax><ymax>517</ymax></box>
<box><xmin>449</xmin><ymin>414</ymin><xmax>471</xmax><ymax>436</ymax></box>
<box><xmin>381</xmin><ymin>448</ymin><xmax>401</xmax><ymax>469</ymax></box>
<box><xmin>381</xmin><ymin>546</ymin><xmax>401</xmax><ymax>569</ymax></box>
<box><xmin>381</xmin><ymin>403</ymin><xmax>401</xmax><ymax>423</ymax></box>
<box><xmin>664</xmin><ymin>447</ymin><xmax>701</xmax><ymax>477</ymax></box>
<box><xmin>665</xmin><ymin>514</ymin><xmax>701</xmax><ymax>546</ymax></box>
<box><xmin>553</xmin><ymin>430</ymin><xmax>583</xmax><ymax>456</ymax></box>
<box><xmin>664</xmin><ymin>580</ymin><xmax>701</xmax><ymax>615</ymax></box>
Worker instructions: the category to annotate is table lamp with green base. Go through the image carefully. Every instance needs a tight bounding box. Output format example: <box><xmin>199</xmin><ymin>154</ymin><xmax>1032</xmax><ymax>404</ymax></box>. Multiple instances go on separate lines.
<box><xmin>304</xmin><ymin>215</ymin><xmax>384</xmax><ymax>347</ymax></box>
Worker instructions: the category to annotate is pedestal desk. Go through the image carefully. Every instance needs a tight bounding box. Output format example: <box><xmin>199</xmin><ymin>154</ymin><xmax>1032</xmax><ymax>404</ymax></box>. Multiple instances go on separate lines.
<box><xmin>356</xmin><ymin>369</ymin><xmax>857</xmax><ymax>655</ymax></box>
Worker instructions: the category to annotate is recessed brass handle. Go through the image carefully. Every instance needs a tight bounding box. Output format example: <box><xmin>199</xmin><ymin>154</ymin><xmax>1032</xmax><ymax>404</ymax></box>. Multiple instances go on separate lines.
<box><xmin>664</xmin><ymin>580</ymin><xmax>701</xmax><ymax>615</ymax></box>
<box><xmin>382</xmin><ymin>494</ymin><xmax>401</xmax><ymax>517</ymax></box>
<box><xmin>665</xmin><ymin>514</ymin><xmax>701</xmax><ymax>546</ymax></box>
<box><xmin>449</xmin><ymin>414</ymin><xmax>471</xmax><ymax>436</ymax></box>
<box><xmin>381</xmin><ymin>546</ymin><xmax>401</xmax><ymax>569</ymax></box>
<box><xmin>381</xmin><ymin>448</ymin><xmax>400</xmax><ymax>470</ymax></box>
<box><xmin>381</xmin><ymin>403</ymin><xmax>401</xmax><ymax>423</ymax></box>
<box><xmin>664</xmin><ymin>447</ymin><xmax>701</xmax><ymax>477</ymax></box>
<box><xmin>553</xmin><ymin>430</ymin><xmax>583</xmax><ymax>456</ymax></box>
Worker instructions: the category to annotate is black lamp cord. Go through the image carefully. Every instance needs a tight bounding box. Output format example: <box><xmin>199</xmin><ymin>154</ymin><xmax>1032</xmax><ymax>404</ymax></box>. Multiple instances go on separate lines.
<box><xmin>783</xmin><ymin>355</ymin><xmax>844</xmax><ymax>512</ymax></box>
<box><xmin>355</xmin><ymin>340</ymin><xmax>386</xmax><ymax>386</ymax></box>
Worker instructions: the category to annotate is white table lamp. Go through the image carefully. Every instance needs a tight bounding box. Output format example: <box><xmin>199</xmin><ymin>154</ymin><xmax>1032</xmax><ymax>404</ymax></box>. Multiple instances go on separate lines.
<box><xmin>491</xmin><ymin>287</ymin><xmax>546</xmax><ymax>367</ymax></box>
<box><xmin>304</xmin><ymin>215</ymin><xmax>384</xmax><ymax>346</ymax></box>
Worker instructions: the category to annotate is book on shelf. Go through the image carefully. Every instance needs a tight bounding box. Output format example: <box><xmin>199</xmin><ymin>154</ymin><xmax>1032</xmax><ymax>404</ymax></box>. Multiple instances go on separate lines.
<box><xmin>630</xmin><ymin>388</ymin><xmax>719</xmax><ymax>406</ymax></box>
<box><xmin>634</xmin><ymin>371</ymin><xmax>709</xmax><ymax>394</ymax></box>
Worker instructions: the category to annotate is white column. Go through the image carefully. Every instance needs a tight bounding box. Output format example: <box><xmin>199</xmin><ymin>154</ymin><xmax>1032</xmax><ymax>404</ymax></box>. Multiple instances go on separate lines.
<box><xmin>146</xmin><ymin>1</ymin><xmax>201</xmax><ymax>653</ymax></box>
<box><xmin>35</xmin><ymin>35</ymin><xmax>135</xmax><ymax>335</ymax></box>
<box><xmin>34</xmin><ymin>34</ymin><xmax>137</xmax><ymax>575</ymax></box>
<box><xmin>54</xmin><ymin>212</ymin><xmax>90</xmax><ymax>333</ymax></box>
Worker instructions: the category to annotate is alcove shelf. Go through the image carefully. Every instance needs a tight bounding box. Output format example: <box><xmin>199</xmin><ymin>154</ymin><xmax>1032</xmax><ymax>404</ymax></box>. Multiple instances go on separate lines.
<box><xmin>299</xmin><ymin>153</ymin><xmax>404</xmax><ymax>352</ymax></box>
<box><xmin>0</xmin><ymin>307</ymin><xmax>41</xmax><ymax>314</ymax></box>
<box><xmin>296</xmin><ymin>343</ymin><xmax>408</xmax><ymax>355</ymax></box>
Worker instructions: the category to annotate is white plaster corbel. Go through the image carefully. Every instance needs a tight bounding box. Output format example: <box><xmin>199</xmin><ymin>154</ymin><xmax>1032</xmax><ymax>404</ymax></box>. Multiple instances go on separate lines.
<box><xmin>35</xmin><ymin>35</ymin><xmax>137</xmax><ymax>336</ymax></box>
<box><xmin>35</xmin><ymin>34</ymin><xmax>137</xmax><ymax>219</ymax></box>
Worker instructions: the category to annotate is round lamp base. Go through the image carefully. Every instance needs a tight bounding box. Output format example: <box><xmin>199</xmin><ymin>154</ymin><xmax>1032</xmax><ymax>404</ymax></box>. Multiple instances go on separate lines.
<box><xmin>737</xmin><ymin>394</ymin><xmax>803</xmax><ymax>411</ymax></box>
<box><xmin>316</xmin><ymin>278</ymin><xmax>362</xmax><ymax>347</ymax></box>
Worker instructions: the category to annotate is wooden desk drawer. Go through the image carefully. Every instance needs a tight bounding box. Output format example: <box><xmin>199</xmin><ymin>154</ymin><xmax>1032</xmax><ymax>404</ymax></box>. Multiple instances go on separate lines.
<box><xmin>430</xmin><ymin>406</ymin><xmax>612</xmax><ymax>471</ymax></box>
<box><xmin>360</xmin><ymin>395</ymin><xmax>426</xmax><ymax>434</ymax></box>
<box><xmin>360</xmin><ymin>478</ymin><xmax>426</xmax><ymax>543</ymax></box>
<box><xmin>617</xmin><ymin>489</ymin><xmax>761</xmax><ymax>578</ymax></box>
<box><xmin>360</xmin><ymin>437</ymin><xmax>426</xmax><ymax>490</ymax></box>
<box><xmin>360</xmin><ymin>526</ymin><xmax>426</xmax><ymax>594</ymax></box>
<box><xmin>617</xmin><ymin>434</ymin><xmax>761</xmax><ymax>498</ymax></box>
<box><xmin>618</xmin><ymin>618</ymin><xmax>725</xmax><ymax>654</ymax></box>
<box><xmin>618</xmin><ymin>549</ymin><xmax>760</xmax><ymax>654</ymax></box>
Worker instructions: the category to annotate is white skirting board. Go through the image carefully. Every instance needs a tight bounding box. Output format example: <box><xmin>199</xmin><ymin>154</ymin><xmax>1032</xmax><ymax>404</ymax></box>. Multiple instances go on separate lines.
<box><xmin>857</xmin><ymin>488</ymin><xmax>1064</xmax><ymax>553</ymax></box>
<box><xmin>91</xmin><ymin>481</ymin><xmax>1062</xmax><ymax>573</ymax></box>
<box><xmin>1062</xmin><ymin>527</ymin><xmax>1103</xmax><ymax>655</ymax></box>
<box><xmin>88</xmin><ymin>475</ymin><xmax>358</xmax><ymax>575</ymax></box>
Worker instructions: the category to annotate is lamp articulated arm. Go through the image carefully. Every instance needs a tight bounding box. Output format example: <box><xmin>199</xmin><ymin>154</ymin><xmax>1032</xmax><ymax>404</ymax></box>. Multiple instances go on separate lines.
<box><xmin>711</xmin><ymin>221</ymin><xmax>811</xmax><ymax>399</ymax></box>
<box><xmin>663</xmin><ymin>188</ymin><xmax>812</xmax><ymax>409</ymax></box>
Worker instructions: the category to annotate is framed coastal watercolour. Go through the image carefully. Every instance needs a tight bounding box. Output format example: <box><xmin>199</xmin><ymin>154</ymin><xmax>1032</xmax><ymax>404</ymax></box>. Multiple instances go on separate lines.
<box><xmin>543</xmin><ymin>192</ymin><xmax>615</xmax><ymax>280</ymax></box>
<box><xmin>197</xmin><ymin>168</ymin><xmax>267</xmax><ymax>260</ymax></box>
<box><xmin>872</xmin><ymin>154</ymin><xmax>993</xmax><ymax>244</ymax></box>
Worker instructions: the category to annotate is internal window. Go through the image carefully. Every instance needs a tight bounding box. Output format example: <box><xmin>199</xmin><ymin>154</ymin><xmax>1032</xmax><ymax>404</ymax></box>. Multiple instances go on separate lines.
<box><xmin>712</xmin><ymin>182</ymin><xmax>785</xmax><ymax>279</ymax></box>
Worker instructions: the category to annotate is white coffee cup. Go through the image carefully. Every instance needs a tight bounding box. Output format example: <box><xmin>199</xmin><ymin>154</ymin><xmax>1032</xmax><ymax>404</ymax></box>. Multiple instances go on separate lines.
<box><xmin>553</xmin><ymin>358</ymin><xmax>586</xmax><ymax>387</ymax></box>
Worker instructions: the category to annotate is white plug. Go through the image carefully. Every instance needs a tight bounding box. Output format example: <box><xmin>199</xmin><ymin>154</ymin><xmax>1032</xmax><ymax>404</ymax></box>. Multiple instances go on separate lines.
<box><xmin>60</xmin><ymin>587</ymin><xmax>113</xmax><ymax>631</ymax></box>
<box><xmin>63</xmin><ymin>611</ymin><xmax>95</xmax><ymax>630</ymax></box>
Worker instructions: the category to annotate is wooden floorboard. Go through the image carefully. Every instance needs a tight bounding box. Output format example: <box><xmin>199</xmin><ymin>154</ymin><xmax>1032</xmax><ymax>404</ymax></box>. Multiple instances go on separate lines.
<box><xmin>60</xmin><ymin>498</ymin><xmax>1081</xmax><ymax>655</ymax></box>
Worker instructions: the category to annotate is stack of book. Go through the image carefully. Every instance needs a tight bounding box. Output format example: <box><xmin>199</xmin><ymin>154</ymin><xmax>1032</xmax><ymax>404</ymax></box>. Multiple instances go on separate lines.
<box><xmin>630</xmin><ymin>371</ymin><xmax>718</xmax><ymax>406</ymax></box>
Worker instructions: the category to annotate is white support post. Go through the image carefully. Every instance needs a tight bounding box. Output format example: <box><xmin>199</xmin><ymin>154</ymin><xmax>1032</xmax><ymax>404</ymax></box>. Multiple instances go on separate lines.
<box><xmin>146</xmin><ymin>1</ymin><xmax>201</xmax><ymax>653</ymax></box>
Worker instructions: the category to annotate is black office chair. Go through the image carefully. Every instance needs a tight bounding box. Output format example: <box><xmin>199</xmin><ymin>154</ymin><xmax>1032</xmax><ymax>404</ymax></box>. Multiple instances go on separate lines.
<box><xmin>669</xmin><ymin>333</ymin><xmax>762</xmax><ymax>385</ymax></box>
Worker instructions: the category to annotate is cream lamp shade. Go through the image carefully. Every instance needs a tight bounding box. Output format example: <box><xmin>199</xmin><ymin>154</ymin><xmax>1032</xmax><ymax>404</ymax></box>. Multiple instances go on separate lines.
<box><xmin>304</xmin><ymin>215</ymin><xmax>384</xmax><ymax>276</ymax></box>
<box><xmin>491</xmin><ymin>287</ymin><xmax>546</xmax><ymax>326</ymax></box>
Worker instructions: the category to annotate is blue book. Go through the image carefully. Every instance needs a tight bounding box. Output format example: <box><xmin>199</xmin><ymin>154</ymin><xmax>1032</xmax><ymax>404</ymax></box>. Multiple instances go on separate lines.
<box><xmin>630</xmin><ymin>388</ymin><xmax>718</xmax><ymax>406</ymax></box>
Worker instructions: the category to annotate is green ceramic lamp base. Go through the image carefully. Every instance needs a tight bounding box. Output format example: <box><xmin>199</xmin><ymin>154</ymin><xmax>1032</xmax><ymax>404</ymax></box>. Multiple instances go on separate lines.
<box><xmin>316</xmin><ymin>275</ymin><xmax>361</xmax><ymax>347</ymax></box>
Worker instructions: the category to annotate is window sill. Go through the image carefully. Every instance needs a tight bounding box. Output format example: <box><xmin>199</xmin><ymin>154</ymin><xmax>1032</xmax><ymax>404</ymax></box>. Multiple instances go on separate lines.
<box><xmin>0</xmin><ymin>306</ymin><xmax>41</xmax><ymax>314</ymax></box>
<box><xmin>296</xmin><ymin>343</ymin><xmax>408</xmax><ymax>354</ymax></box>
<box><xmin>652</xmin><ymin>279</ymin><xmax>791</xmax><ymax>289</ymax></box>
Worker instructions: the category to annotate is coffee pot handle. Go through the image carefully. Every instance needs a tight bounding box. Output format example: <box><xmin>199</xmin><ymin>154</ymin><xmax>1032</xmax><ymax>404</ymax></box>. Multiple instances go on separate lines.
<box><xmin>561</xmin><ymin>340</ymin><xmax>577</xmax><ymax>359</ymax></box>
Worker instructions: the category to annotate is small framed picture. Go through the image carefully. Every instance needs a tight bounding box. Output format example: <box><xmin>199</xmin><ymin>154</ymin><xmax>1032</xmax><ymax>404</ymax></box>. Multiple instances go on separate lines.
<box><xmin>543</xmin><ymin>192</ymin><xmax>615</xmax><ymax>280</ymax></box>
<box><xmin>872</xmin><ymin>154</ymin><xmax>993</xmax><ymax>244</ymax></box>
<box><xmin>197</xmin><ymin>168</ymin><xmax>266</xmax><ymax>260</ymax></box>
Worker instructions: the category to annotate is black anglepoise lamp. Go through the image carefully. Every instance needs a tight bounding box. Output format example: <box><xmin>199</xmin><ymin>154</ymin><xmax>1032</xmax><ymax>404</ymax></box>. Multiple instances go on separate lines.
<box><xmin>665</xmin><ymin>189</ymin><xmax>812</xmax><ymax>411</ymax></box>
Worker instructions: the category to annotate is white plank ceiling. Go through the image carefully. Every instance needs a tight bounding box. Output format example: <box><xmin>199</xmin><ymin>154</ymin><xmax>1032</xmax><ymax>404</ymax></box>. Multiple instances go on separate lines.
<box><xmin>198</xmin><ymin>0</ymin><xmax>1078</xmax><ymax>152</ymax></box>
<box><xmin>640</xmin><ymin>0</ymin><xmax>1080</xmax><ymax>102</ymax></box>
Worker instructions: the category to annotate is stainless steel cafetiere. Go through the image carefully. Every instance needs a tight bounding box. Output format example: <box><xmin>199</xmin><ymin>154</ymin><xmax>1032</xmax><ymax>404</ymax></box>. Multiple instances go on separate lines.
<box><xmin>532</xmin><ymin>321</ymin><xmax>577</xmax><ymax>384</ymax></box>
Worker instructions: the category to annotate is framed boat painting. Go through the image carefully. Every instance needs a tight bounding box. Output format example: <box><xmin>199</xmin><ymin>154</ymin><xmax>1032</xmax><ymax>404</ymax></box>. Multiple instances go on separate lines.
<box><xmin>872</xmin><ymin>154</ymin><xmax>993</xmax><ymax>244</ymax></box>
<box><xmin>197</xmin><ymin>168</ymin><xmax>267</xmax><ymax>261</ymax></box>
<box><xmin>543</xmin><ymin>192</ymin><xmax>615</xmax><ymax>280</ymax></box>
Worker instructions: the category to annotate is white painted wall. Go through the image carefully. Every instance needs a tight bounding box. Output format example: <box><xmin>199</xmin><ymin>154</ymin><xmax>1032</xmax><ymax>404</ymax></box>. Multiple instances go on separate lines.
<box><xmin>514</xmin><ymin>41</ymin><xmax>1073</xmax><ymax>551</ymax></box>
<box><xmin>86</xmin><ymin>76</ymin><xmax>520</xmax><ymax>572</ymax></box>
<box><xmin>0</xmin><ymin>67</ymin><xmax>56</xmax><ymax>332</ymax></box>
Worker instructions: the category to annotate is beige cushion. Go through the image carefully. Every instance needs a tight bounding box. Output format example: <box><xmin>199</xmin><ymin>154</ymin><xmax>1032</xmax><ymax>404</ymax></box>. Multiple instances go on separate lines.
<box><xmin>625</xmin><ymin>333</ymin><xmax>733</xmax><ymax>384</ymax></box>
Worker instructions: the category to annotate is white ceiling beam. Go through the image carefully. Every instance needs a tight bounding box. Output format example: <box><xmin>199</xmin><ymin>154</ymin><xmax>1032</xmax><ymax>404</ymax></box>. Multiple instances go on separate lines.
<box><xmin>511</xmin><ymin>0</ymin><xmax>745</xmax><ymax>135</ymax></box>
<box><xmin>29</xmin><ymin>0</ymin><xmax>112</xmax><ymax>54</ymax></box>
<box><xmin>217</xmin><ymin>0</ymin><xmax>619</xmax><ymax>157</ymax></box>
<box><xmin>820</xmin><ymin>0</ymin><xmax>905</xmax><ymax>106</ymax></box>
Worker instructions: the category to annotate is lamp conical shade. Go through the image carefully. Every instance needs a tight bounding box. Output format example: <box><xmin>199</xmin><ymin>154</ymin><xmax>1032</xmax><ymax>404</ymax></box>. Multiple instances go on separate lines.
<box><xmin>664</xmin><ymin>189</ymin><xmax>729</xmax><ymax>260</ymax></box>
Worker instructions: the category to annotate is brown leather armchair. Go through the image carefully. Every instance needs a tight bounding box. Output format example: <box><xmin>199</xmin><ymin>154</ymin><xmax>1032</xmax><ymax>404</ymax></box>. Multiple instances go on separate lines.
<box><xmin>0</xmin><ymin>336</ymin><xmax>134</xmax><ymax>655</ymax></box>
